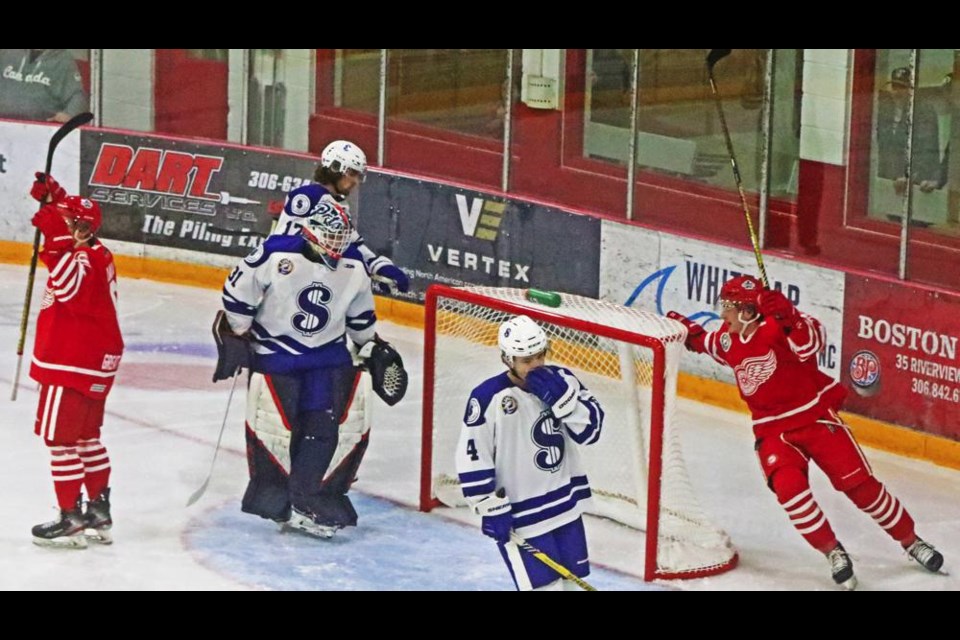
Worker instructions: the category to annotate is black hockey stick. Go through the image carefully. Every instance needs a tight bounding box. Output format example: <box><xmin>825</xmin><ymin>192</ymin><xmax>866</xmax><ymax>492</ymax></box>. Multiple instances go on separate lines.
<box><xmin>11</xmin><ymin>112</ymin><xmax>94</xmax><ymax>401</ymax></box>
<box><xmin>509</xmin><ymin>531</ymin><xmax>598</xmax><ymax>591</ymax></box>
<box><xmin>186</xmin><ymin>372</ymin><xmax>241</xmax><ymax>506</ymax></box>
<box><xmin>705</xmin><ymin>50</ymin><xmax>770</xmax><ymax>288</ymax></box>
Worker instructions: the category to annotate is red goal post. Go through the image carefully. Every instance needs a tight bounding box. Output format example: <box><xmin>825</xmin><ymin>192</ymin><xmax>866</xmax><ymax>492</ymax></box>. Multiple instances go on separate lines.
<box><xmin>420</xmin><ymin>284</ymin><xmax>738</xmax><ymax>581</ymax></box>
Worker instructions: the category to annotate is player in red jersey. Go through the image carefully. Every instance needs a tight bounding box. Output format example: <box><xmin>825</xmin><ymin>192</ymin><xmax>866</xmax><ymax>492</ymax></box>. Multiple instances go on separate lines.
<box><xmin>669</xmin><ymin>275</ymin><xmax>943</xmax><ymax>589</ymax></box>
<box><xmin>27</xmin><ymin>174</ymin><xmax>123</xmax><ymax>548</ymax></box>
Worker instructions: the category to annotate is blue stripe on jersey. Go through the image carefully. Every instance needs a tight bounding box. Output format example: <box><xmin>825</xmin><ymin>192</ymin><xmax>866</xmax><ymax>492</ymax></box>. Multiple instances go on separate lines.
<box><xmin>222</xmin><ymin>289</ymin><xmax>256</xmax><ymax>316</ymax></box>
<box><xmin>568</xmin><ymin>396</ymin><xmax>604</xmax><ymax>445</ymax></box>
<box><xmin>511</xmin><ymin>482</ymin><xmax>592</xmax><ymax>530</ymax></box>
<box><xmin>512</xmin><ymin>475</ymin><xmax>589</xmax><ymax>514</ymax></box>
<box><xmin>461</xmin><ymin>478</ymin><xmax>496</xmax><ymax>497</ymax></box>
<box><xmin>346</xmin><ymin>309</ymin><xmax>376</xmax><ymax>331</ymax></box>
<box><xmin>342</xmin><ymin>243</ymin><xmax>365</xmax><ymax>263</ymax></box>
<box><xmin>250</xmin><ymin>320</ymin><xmax>312</xmax><ymax>354</ymax></box>
<box><xmin>459</xmin><ymin>468</ymin><xmax>496</xmax><ymax>497</ymax></box>
<box><xmin>251</xmin><ymin>337</ymin><xmax>352</xmax><ymax>375</ymax></box>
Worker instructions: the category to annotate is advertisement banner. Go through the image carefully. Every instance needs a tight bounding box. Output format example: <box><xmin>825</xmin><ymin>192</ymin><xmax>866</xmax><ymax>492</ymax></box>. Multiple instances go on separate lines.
<box><xmin>0</xmin><ymin>120</ymin><xmax>81</xmax><ymax>244</ymax></box>
<box><xmin>356</xmin><ymin>174</ymin><xmax>601</xmax><ymax>302</ymax></box>
<box><xmin>842</xmin><ymin>276</ymin><xmax>960</xmax><ymax>438</ymax></box>
<box><xmin>79</xmin><ymin>130</ymin><xmax>318</xmax><ymax>257</ymax></box>
<box><xmin>600</xmin><ymin>222</ymin><xmax>845</xmax><ymax>383</ymax></box>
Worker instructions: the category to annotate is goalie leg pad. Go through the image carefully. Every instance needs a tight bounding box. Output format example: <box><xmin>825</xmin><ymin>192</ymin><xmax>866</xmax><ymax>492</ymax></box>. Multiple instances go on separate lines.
<box><xmin>289</xmin><ymin>409</ymin><xmax>339</xmax><ymax>514</ymax></box>
<box><xmin>241</xmin><ymin>425</ymin><xmax>293</xmax><ymax>522</ymax></box>
<box><xmin>322</xmin><ymin>434</ymin><xmax>369</xmax><ymax>495</ymax></box>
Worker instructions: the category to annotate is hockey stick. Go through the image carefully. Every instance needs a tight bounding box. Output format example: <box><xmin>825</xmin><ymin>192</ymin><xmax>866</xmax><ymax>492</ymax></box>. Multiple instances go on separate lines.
<box><xmin>705</xmin><ymin>50</ymin><xmax>770</xmax><ymax>288</ymax></box>
<box><xmin>11</xmin><ymin>112</ymin><xmax>94</xmax><ymax>401</ymax></box>
<box><xmin>186</xmin><ymin>372</ymin><xmax>241</xmax><ymax>506</ymax></box>
<box><xmin>509</xmin><ymin>531</ymin><xmax>598</xmax><ymax>591</ymax></box>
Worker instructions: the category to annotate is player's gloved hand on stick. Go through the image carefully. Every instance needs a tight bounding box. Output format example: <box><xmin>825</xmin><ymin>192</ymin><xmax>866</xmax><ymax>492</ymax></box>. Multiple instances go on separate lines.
<box><xmin>474</xmin><ymin>492</ymin><xmax>512</xmax><ymax>543</ymax></box>
<box><xmin>30</xmin><ymin>172</ymin><xmax>66</xmax><ymax>204</ymax></box>
<box><xmin>666</xmin><ymin>311</ymin><xmax>705</xmax><ymax>352</ymax></box>
<box><xmin>525</xmin><ymin>367</ymin><xmax>578</xmax><ymax>418</ymax></box>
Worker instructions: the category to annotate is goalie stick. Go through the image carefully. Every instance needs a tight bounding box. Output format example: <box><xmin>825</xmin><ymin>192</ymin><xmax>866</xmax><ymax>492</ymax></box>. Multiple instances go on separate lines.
<box><xmin>11</xmin><ymin>112</ymin><xmax>94</xmax><ymax>401</ymax></box>
<box><xmin>186</xmin><ymin>373</ymin><xmax>241</xmax><ymax>507</ymax></box>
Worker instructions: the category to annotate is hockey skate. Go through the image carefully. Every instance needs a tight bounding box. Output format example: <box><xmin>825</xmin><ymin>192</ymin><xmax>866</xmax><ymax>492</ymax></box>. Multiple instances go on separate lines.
<box><xmin>905</xmin><ymin>538</ymin><xmax>944</xmax><ymax>573</ymax></box>
<box><xmin>826</xmin><ymin>543</ymin><xmax>857</xmax><ymax>591</ymax></box>
<box><xmin>32</xmin><ymin>499</ymin><xmax>87</xmax><ymax>549</ymax></box>
<box><xmin>84</xmin><ymin>488</ymin><xmax>113</xmax><ymax>545</ymax></box>
<box><xmin>281</xmin><ymin>507</ymin><xmax>340</xmax><ymax>540</ymax></box>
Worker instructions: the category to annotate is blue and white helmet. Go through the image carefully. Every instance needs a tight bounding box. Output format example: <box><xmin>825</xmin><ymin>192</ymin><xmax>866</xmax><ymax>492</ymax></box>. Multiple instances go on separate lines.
<box><xmin>498</xmin><ymin>315</ymin><xmax>548</xmax><ymax>367</ymax></box>
<box><xmin>321</xmin><ymin>140</ymin><xmax>367</xmax><ymax>179</ymax></box>
<box><xmin>302</xmin><ymin>201</ymin><xmax>351</xmax><ymax>267</ymax></box>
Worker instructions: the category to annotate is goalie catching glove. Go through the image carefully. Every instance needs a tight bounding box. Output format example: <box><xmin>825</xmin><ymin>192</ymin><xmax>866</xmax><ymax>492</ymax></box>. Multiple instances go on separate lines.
<box><xmin>357</xmin><ymin>335</ymin><xmax>408</xmax><ymax>406</ymax></box>
<box><xmin>211</xmin><ymin>310</ymin><xmax>251</xmax><ymax>382</ymax></box>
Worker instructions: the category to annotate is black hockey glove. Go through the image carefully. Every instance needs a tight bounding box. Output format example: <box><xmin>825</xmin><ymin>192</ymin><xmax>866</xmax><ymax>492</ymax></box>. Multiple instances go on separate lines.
<box><xmin>357</xmin><ymin>335</ymin><xmax>408</xmax><ymax>406</ymax></box>
<box><xmin>212</xmin><ymin>310</ymin><xmax>251</xmax><ymax>382</ymax></box>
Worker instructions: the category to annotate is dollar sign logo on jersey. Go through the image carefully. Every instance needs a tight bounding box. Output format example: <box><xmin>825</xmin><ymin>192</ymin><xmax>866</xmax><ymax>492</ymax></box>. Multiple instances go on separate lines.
<box><xmin>292</xmin><ymin>282</ymin><xmax>332</xmax><ymax>335</ymax></box>
<box><xmin>531</xmin><ymin>412</ymin><xmax>565</xmax><ymax>473</ymax></box>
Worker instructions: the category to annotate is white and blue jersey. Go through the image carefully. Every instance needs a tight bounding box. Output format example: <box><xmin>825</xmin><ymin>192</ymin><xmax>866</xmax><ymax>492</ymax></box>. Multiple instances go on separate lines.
<box><xmin>456</xmin><ymin>366</ymin><xmax>604</xmax><ymax>539</ymax></box>
<box><xmin>221</xmin><ymin>234</ymin><xmax>376</xmax><ymax>375</ymax></box>
<box><xmin>274</xmin><ymin>183</ymin><xmax>394</xmax><ymax>270</ymax></box>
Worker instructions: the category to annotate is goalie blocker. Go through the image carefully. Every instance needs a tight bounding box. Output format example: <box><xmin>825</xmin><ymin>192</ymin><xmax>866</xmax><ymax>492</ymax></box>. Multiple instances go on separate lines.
<box><xmin>212</xmin><ymin>310</ymin><xmax>251</xmax><ymax>382</ymax></box>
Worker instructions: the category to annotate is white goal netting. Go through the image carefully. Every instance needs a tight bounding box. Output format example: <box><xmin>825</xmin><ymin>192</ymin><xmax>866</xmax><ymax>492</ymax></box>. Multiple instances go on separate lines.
<box><xmin>422</xmin><ymin>285</ymin><xmax>737</xmax><ymax>579</ymax></box>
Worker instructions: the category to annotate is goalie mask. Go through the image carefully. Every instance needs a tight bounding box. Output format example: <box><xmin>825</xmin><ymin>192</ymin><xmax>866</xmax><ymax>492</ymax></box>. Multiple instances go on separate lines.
<box><xmin>498</xmin><ymin>315</ymin><xmax>548</xmax><ymax>368</ymax></box>
<box><xmin>302</xmin><ymin>201</ymin><xmax>352</xmax><ymax>269</ymax></box>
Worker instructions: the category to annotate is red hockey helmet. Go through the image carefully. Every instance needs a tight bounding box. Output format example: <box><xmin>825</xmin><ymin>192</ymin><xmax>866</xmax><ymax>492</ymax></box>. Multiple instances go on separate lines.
<box><xmin>55</xmin><ymin>196</ymin><xmax>102</xmax><ymax>235</ymax></box>
<box><xmin>718</xmin><ymin>275</ymin><xmax>763</xmax><ymax>309</ymax></box>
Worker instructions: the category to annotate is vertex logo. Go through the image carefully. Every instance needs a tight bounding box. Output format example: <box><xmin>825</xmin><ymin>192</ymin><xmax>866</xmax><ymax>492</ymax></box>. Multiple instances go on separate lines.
<box><xmin>427</xmin><ymin>193</ymin><xmax>530</xmax><ymax>282</ymax></box>
<box><xmin>456</xmin><ymin>194</ymin><xmax>506</xmax><ymax>241</ymax></box>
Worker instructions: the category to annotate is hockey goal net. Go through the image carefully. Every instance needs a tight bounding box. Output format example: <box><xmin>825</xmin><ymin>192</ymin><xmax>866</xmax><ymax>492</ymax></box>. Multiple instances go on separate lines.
<box><xmin>420</xmin><ymin>284</ymin><xmax>737</xmax><ymax>581</ymax></box>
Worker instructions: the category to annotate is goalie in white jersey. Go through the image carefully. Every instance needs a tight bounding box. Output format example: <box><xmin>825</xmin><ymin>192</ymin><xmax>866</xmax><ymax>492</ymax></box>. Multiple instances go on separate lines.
<box><xmin>220</xmin><ymin>200</ymin><xmax>407</xmax><ymax>538</ymax></box>
<box><xmin>456</xmin><ymin>315</ymin><xmax>604</xmax><ymax>591</ymax></box>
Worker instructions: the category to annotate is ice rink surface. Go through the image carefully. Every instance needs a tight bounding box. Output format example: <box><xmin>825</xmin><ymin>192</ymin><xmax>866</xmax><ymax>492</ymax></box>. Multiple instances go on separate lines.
<box><xmin>0</xmin><ymin>264</ymin><xmax>956</xmax><ymax>591</ymax></box>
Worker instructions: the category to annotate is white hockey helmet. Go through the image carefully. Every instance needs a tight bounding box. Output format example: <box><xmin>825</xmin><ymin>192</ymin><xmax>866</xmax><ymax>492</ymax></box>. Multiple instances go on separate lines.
<box><xmin>302</xmin><ymin>201</ymin><xmax>352</xmax><ymax>268</ymax></box>
<box><xmin>320</xmin><ymin>140</ymin><xmax>367</xmax><ymax>179</ymax></box>
<box><xmin>498</xmin><ymin>315</ymin><xmax>548</xmax><ymax>367</ymax></box>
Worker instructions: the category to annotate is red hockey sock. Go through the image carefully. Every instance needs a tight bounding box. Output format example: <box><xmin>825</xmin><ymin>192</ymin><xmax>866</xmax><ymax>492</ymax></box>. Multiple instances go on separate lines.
<box><xmin>49</xmin><ymin>446</ymin><xmax>84</xmax><ymax>510</ymax></box>
<box><xmin>77</xmin><ymin>438</ymin><xmax>111</xmax><ymax>499</ymax></box>
<box><xmin>845</xmin><ymin>477</ymin><xmax>916</xmax><ymax>545</ymax></box>
<box><xmin>772</xmin><ymin>467</ymin><xmax>838</xmax><ymax>553</ymax></box>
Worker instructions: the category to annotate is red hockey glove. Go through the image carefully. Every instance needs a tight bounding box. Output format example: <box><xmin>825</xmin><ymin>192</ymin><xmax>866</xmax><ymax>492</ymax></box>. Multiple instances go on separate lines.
<box><xmin>666</xmin><ymin>311</ymin><xmax>705</xmax><ymax>352</ymax></box>
<box><xmin>757</xmin><ymin>289</ymin><xmax>798</xmax><ymax>328</ymax></box>
<box><xmin>30</xmin><ymin>172</ymin><xmax>67</xmax><ymax>204</ymax></box>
